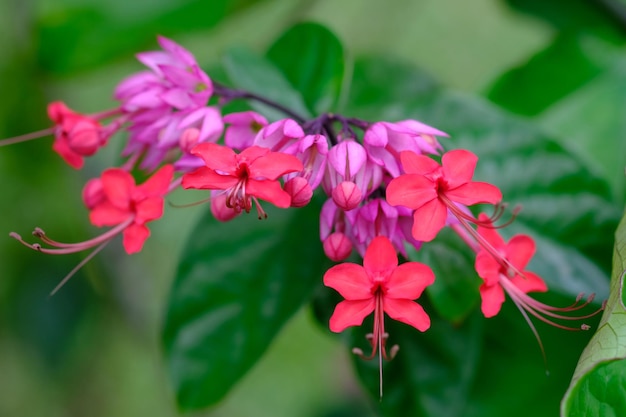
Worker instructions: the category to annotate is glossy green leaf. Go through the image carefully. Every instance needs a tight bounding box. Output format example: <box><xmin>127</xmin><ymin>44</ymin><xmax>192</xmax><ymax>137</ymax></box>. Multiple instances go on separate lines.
<box><xmin>222</xmin><ymin>47</ymin><xmax>312</xmax><ymax>121</ymax></box>
<box><xmin>486</xmin><ymin>33</ymin><xmax>616</xmax><ymax>116</ymax></box>
<box><xmin>336</xmin><ymin>56</ymin><xmax>620</xmax><ymax>416</ymax></box>
<box><xmin>163</xmin><ymin>202</ymin><xmax>328</xmax><ymax>410</ymax></box>
<box><xmin>562</xmin><ymin>212</ymin><xmax>626</xmax><ymax>416</ymax></box>
<box><xmin>266</xmin><ymin>22</ymin><xmax>345</xmax><ymax>114</ymax></box>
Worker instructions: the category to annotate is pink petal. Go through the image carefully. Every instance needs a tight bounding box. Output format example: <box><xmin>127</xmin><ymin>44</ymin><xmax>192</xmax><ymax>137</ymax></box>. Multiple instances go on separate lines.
<box><xmin>441</xmin><ymin>149</ymin><xmax>477</xmax><ymax>188</ymax></box>
<box><xmin>101</xmin><ymin>169</ymin><xmax>135</xmax><ymax>210</ymax></box>
<box><xmin>323</xmin><ymin>263</ymin><xmax>372</xmax><ymax>300</ymax></box>
<box><xmin>249</xmin><ymin>152</ymin><xmax>303</xmax><ymax>180</ymax></box>
<box><xmin>329</xmin><ymin>299</ymin><xmax>375</xmax><ymax>333</ymax></box>
<box><xmin>386</xmin><ymin>262</ymin><xmax>435</xmax><ymax>299</ymax></box>
<box><xmin>363</xmin><ymin>236</ymin><xmax>398</xmax><ymax>277</ymax></box>
<box><xmin>246</xmin><ymin>179</ymin><xmax>291</xmax><ymax>208</ymax></box>
<box><xmin>399</xmin><ymin>151</ymin><xmax>440</xmax><ymax>175</ymax></box>
<box><xmin>383</xmin><ymin>298</ymin><xmax>430</xmax><ymax>331</ymax></box>
<box><xmin>505</xmin><ymin>235</ymin><xmax>536</xmax><ymax>271</ymax></box>
<box><xmin>445</xmin><ymin>181</ymin><xmax>502</xmax><ymax>206</ymax></box>
<box><xmin>328</xmin><ymin>141</ymin><xmax>367</xmax><ymax>178</ymax></box>
<box><xmin>475</xmin><ymin>251</ymin><xmax>501</xmax><ymax>286</ymax></box>
<box><xmin>479</xmin><ymin>283</ymin><xmax>506</xmax><ymax>318</ymax></box>
<box><xmin>135</xmin><ymin>164</ymin><xmax>173</xmax><ymax>198</ymax></box>
<box><xmin>363</xmin><ymin>122</ymin><xmax>388</xmax><ymax>147</ymax></box>
<box><xmin>89</xmin><ymin>201</ymin><xmax>131</xmax><ymax>227</ymax></box>
<box><xmin>386</xmin><ymin>174</ymin><xmax>436</xmax><ymax>210</ymax></box>
<box><xmin>134</xmin><ymin>196</ymin><xmax>164</xmax><ymax>224</ymax></box>
<box><xmin>410</xmin><ymin>199</ymin><xmax>447</xmax><ymax>242</ymax></box>
<box><xmin>122</xmin><ymin>223</ymin><xmax>150</xmax><ymax>254</ymax></box>
<box><xmin>476</xmin><ymin>213</ymin><xmax>506</xmax><ymax>249</ymax></box>
<box><xmin>182</xmin><ymin>167</ymin><xmax>238</xmax><ymax>190</ymax></box>
<box><xmin>510</xmin><ymin>271</ymin><xmax>548</xmax><ymax>294</ymax></box>
<box><xmin>190</xmin><ymin>143</ymin><xmax>237</xmax><ymax>173</ymax></box>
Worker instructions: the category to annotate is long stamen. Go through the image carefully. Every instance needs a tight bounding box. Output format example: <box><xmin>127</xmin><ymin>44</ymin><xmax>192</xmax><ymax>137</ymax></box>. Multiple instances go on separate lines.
<box><xmin>0</xmin><ymin>128</ymin><xmax>55</xmax><ymax>147</ymax></box>
<box><xmin>49</xmin><ymin>241</ymin><xmax>109</xmax><ymax>296</ymax></box>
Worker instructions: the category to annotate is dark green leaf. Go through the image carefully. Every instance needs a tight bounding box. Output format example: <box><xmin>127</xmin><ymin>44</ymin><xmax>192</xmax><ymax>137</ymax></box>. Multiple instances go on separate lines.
<box><xmin>223</xmin><ymin>47</ymin><xmax>311</xmax><ymax>121</ymax></box>
<box><xmin>266</xmin><ymin>22</ymin><xmax>345</xmax><ymax>114</ymax></box>
<box><xmin>163</xmin><ymin>201</ymin><xmax>328</xmax><ymax>410</ymax></box>
<box><xmin>562</xmin><ymin>212</ymin><xmax>626</xmax><ymax>416</ymax></box>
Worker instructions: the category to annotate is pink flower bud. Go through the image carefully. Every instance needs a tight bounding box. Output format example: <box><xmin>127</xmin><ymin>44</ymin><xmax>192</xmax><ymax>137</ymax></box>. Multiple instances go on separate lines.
<box><xmin>180</xmin><ymin>127</ymin><xmax>200</xmax><ymax>153</ymax></box>
<box><xmin>67</xmin><ymin>119</ymin><xmax>101</xmax><ymax>155</ymax></box>
<box><xmin>284</xmin><ymin>177</ymin><xmax>312</xmax><ymax>208</ymax></box>
<box><xmin>210</xmin><ymin>192</ymin><xmax>240</xmax><ymax>222</ymax></box>
<box><xmin>323</xmin><ymin>232</ymin><xmax>352</xmax><ymax>261</ymax></box>
<box><xmin>331</xmin><ymin>181</ymin><xmax>361</xmax><ymax>211</ymax></box>
<box><xmin>82</xmin><ymin>178</ymin><xmax>105</xmax><ymax>210</ymax></box>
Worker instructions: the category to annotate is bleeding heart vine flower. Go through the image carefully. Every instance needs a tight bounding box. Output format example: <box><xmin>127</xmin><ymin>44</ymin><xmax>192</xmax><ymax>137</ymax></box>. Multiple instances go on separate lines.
<box><xmin>324</xmin><ymin>235</ymin><xmax>435</xmax><ymax>397</ymax></box>
<box><xmin>181</xmin><ymin>143</ymin><xmax>303</xmax><ymax>218</ymax></box>
<box><xmin>386</xmin><ymin>149</ymin><xmax>502</xmax><ymax>242</ymax></box>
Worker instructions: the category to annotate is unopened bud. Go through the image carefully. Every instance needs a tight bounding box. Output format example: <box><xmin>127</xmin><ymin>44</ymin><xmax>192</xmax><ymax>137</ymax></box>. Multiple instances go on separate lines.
<box><xmin>68</xmin><ymin>119</ymin><xmax>101</xmax><ymax>155</ymax></box>
<box><xmin>210</xmin><ymin>192</ymin><xmax>239</xmax><ymax>222</ymax></box>
<box><xmin>180</xmin><ymin>128</ymin><xmax>200</xmax><ymax>153</ymax></box>
<box><xmin>331</xmin><ymin>181</ymin><xmax>361</xmax><ymax>211</ymax></box>
<box><xmin>284</xmin><ymin>177</ymin><xmax>312</xmax><ymax>208</ymax></box>
<box><xmin>323</xmin><ymin>232</ymin><xmax>352</xmax><ymax>261</ymax></box>
<box><xmin>82</xmin><ymin>178</ymin><xmax>105</xmax><ymax>209</ymax></box>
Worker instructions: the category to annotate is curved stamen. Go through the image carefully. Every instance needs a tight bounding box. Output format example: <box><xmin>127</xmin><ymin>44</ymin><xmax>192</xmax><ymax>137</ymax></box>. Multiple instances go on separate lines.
<box><xmin>0</xmin><ymin>128</ymin><xmax>55</xmax><ymax>147</ymax></box>
<box><xmin>49</xmin><ymin>241</ymin><xmax>109</xmax><ymax>296</ymax></box>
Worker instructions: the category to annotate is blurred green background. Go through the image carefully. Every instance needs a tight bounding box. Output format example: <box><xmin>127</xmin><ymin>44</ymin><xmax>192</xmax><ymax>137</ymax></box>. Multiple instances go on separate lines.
<box><xmin>0</xmin><ymin>0</ymin><xmax>623</xmax><ymax>416</ymax></box>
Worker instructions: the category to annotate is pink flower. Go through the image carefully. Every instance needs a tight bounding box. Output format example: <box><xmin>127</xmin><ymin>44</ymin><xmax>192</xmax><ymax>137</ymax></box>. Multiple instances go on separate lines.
<box><xmin>324</xmin><ymin>236</ymin><xmax>434</xmax><ymax>397</ymax></box>
<box><xmin>86</xmin><ymin>165</ymin><xmax>174</xmax><ymax>254</ymax></box>
<box><xmin>224</xmin><ymin>111</ymin><xmax>268</xmax><ymax>150</ymax></box>
<box><xmin>181</xmin><ymin>144</ymin><xmax>303</xmax><ymax>218</ymax></box>
<box><xmin>386</xmin><ymin>149</ymin><xmax>502</xmax><ymax>242</ymax></box>
<box><xmin>474</xmin><ymin>213</ymin><xmax>547</xmax><ymax>317</ymax></box>
<box><xmin>48</xmin><ymin>102</ymin><xmax>109</xmax><ymax>169</ymax></box>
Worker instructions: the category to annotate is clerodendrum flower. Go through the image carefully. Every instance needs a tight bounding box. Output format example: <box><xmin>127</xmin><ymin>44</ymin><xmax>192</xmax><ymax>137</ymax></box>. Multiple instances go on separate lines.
<box><xmin>324</xmin><ymin>236</ymin><xmax>435</xmax><ymax>397</ymax></box>
<box><xmin>386</xmin><ymin>149</ymin><xmax>502</xmax><ymax>242</ymax></box>
<box><xmin>181</xmin><ymin>143</ymin><xmax>303</xmax><ymax>218</ymax></box>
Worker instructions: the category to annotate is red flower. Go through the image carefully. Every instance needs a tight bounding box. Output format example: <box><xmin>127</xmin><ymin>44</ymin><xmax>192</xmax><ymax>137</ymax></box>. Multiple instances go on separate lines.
<box><xmin>324</xmin><ymin>236</ymin><xmax>434</xmax><ymax>397</ymax></box>
<box><xmin>474</xmin><ymin>213</ymin><xmax>547</xmax><ymax>318</ymax></box>
<box><xmin>182</xmin><ymin>143</ymin><xmax>303</xmax><ymax>218</ymax></box>
<box><xmin>87</xmin><ymin>164</ymin><xmax>174</xmax><ymax>254</ymax></box>
<box><xmin>386</xmin><ymin>149</ymin><xmax>502</xmax><ymax>242</ymax></box>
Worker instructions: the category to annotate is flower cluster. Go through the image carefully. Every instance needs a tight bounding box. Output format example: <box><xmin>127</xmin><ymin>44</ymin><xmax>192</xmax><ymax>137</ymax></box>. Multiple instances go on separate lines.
<box><xmin>1</xmin><ymin>36</ymin><xmax>602</xmax><ymax>395</ymax></box>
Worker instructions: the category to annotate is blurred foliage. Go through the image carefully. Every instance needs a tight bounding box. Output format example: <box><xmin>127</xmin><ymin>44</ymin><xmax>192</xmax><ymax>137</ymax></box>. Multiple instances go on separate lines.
<box><xmin>1</xmin><ymin>0</ymin><xmax>625</xmax><ymax>417</ymax></box>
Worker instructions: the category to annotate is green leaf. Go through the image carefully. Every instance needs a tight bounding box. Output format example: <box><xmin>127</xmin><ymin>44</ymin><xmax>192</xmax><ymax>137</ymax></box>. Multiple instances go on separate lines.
<box><xmin>266</xmin><ymin>22</ymin><xmax>346</xmax><ymax>114</ymax></box>
<box><xmin>486</xmin><ymin>33</ymin><xmax>617</xmax><ymax>116</ymax></box>
<box><xmin>502</xmin><ymin>0</ymin><xmax>626</xmax><ymax>42</ymax></box>
<box><xmin>162</xmin><ymin>201</ymin><xmax>328</xmax><ymax>410</ymax></box>
<box><xmin>37</xmin><ymin>0</ymin><xmax>268</xmax><ymax>74</ymax></box>
<box><xmin>222</xmin><ymin>47</ymin><xmax>312</xmax><ymax>121</ymax></box>
<box><xmin>562</xmin><ymin>211</ymin><xmax>626</xmax><ymax>416</ymax></box>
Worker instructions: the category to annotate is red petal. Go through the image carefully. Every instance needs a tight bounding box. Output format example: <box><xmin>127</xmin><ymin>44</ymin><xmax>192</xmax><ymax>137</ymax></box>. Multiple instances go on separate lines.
<box><xmin>505</xmin><ymin>235</ymin><xmax>536</xmax><ymax>271</ymax></box>
<box><xmin>246</xmin><ymin>179</ymin><xmax>291</xmax><ymax>208</ymax></box>
<box><xmin>386</xmin><ymin>174</ymin><xmax>436</xmax><ymax>210</ymax></box>
<box><xmin>441</xmin><ymin>149</ymin><xmax>477</xmax><ymax>188</ymax></box>
<box><xmin>135</xmin><ymin>164</ymin><xmax>173</xmax><ymax>198</ymax></box>
<box><xmin>52</xmin><ymin>136</ymin><xmax>83</xmax><ymax>169</ymax></box>
<box><xmin>399</xmin><ymin>151</ymin><xmax>440</xmax><ymax>175</ymax></box>
<box><xmin>89</xmin><ymin>201</ymin><xmax>131</xmax><ymax>226</ymax></box>
<box><xmin>238</xmin><ymin>145</ymin><xmax>270</xmax><ymax>162</ymax></box>
<box><xmin>329</xmin><ymin>299</ymin><xmax>375</xmax><ymax>332</ymax></box>
<box><xmin>410</xmin><ymin>199</ymin><xmax>447</xmax><ymax>242</ymax></box>
<box><xmin>479</xmin><ymin>283</ymin><xmax>505</xmax><ymax>318</ymax></box>
<box><xmin>182</xmin><ymin>167</ymin><xmax>238</xmax><ymax>190</ymax></box>
<box><xmin>363</xmin><ymin>236</ymin><xmax>398</xmax><ymax>278</ymax></box>
<box><xmin>383</xmin><ymin>298</ymin><xmax>430</xmax><ymax>331</ymax></box>
<box><xmin>134</xmin><ymin>196</ymin><xmax>164</xmax><ymax>224</ymax></box>
<box><xmin>249</xmin><ymin>152</ymin><xmax>303</xmax><ymax>180</ymax></box>
<box><xmin>386</xmin><ymin>262</ymin><xmax>435</xmax><ymax>299</ymax></box>
<box><xmin>476</xmin><ymin>213</ymin><xmax>505</xmax><ymax>249</ymax></box>
<box><xmin>510</xmin><ymin>271</ymin><xmax>548</xmax><ymax>294</ymax></box>
<box><xmin>101</xmin><ymin>169</ymin><xmax>134</xmax><ymax>210</ymax></box>
<box><xmin>122</xmin><ymin>223</ymin><xmax>150</xmax><ymax>254</ymax></box>
<box><xmin>445</xmin><ymin>181</ymin><xmax>502</xmax><ymax>206</ymax></box>
<box><xmin>190</xmin><ymin>143</ymin><xmax>237</xmax><ymax>173</ymax></box>
<box><xmin>475</xmin><ymin>251</ymin><xmax>501</xmax><ymax>286</ymax></box>
<box><xmin>323</xmin><ymin>263</ymin><xmax>372</xmax><ymax>300</ymax></box>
